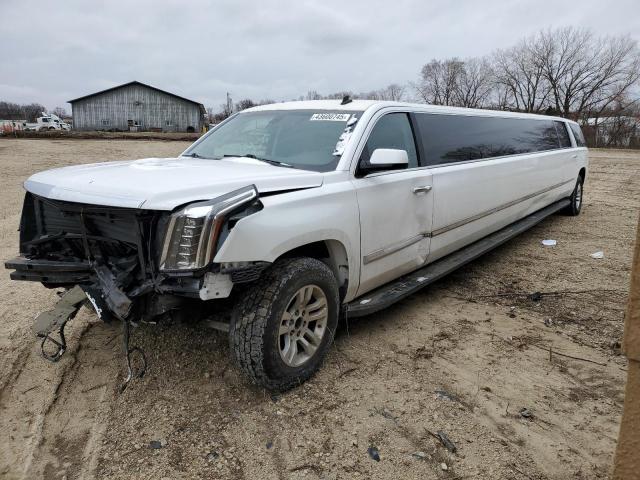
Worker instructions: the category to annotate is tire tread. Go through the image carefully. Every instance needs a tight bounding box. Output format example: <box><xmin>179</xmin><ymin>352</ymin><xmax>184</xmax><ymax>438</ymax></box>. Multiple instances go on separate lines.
<box><xmin>229</xmin><ymin>257</ymin><xmax>338</xmax><ymax>391</ymax></box>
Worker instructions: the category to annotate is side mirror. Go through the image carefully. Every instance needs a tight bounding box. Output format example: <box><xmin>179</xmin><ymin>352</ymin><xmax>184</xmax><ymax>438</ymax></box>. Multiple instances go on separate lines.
<box><xmin>369</xmin><ymin>148</ymin><xmax>409</xmax><ymax>166</ymax></box>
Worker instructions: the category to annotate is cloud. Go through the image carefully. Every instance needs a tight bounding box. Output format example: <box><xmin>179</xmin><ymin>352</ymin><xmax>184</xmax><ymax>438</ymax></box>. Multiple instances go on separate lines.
<box><xmin>1</xmin><ymin>0</ymin><xmax>638</xmax><ymax>110</ymax></box>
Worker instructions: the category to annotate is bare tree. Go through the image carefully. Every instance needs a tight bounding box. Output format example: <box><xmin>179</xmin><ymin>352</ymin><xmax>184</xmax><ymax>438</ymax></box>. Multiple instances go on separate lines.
<box><xmin>52</xmin><ymin>106</ymin><xmax>67</xmax><ymax>118</ymax></box>
<box><xmin>257</xmin><ymin>99</ymin><xmax>276</xmax><ymax>106</ymax></box>
<box><xmin>205</xmin><ymin>106</ymin><xmax>216</xmax><ymax>123</ymax></box>
<box><xmin>487</xmin><ymin>82</ymin><xmax>514</xmax><ymax>110</ymax></box>
<box><xmin>362</xmin><ymin>90</ymin><xmax>382</xmax><ymax>100</ymax></box>
<box><xmin>324</xmin><ymin>90</ymin><xmax>354</xmax><ymax>100</ymax></box>
<box><xmin>235</xmin><ymin>99</ymin><xmax>257</xmax><ymax>111</ymax></box>
<box><xmin>22</xmin><ymin>103</ymin><xmax>47</xmax><ymax>122</ymax></box>
<box><xmin>535</xmin><ymin>27</ymin><xmax>640</xmax><ymax>117</ymax></box>
<box><xmin>413</xmin><ymin>27</ymin><xmax>640</xmax><ymax>121</ymax></box>
<box><xmin>379</xmin><ymin>84</ymin><xmax>406</xmax><ymax>101</ymax></box>
<box><xmin>492</xmin><ymin>40</ymin><xmax>550</xmax><ymax>112</ymax></box>
<box><xmin>453</xmin><ymin>58</ymin><xmax>493</xmax><ymax>108</ymax></box>
<box><xmin>415</xmin><ymin>58</ymin><xmax>492</xmax><ymax>108</ymax></box>
<box><xmin>415</xmin><ymin>58</ymin><xmax>464</xmax><ymax>105</ymax></box>
<box><xmin>0</xmin><ymin>101</ymin><xmax>24</xmax><ymax>120</ymax></box>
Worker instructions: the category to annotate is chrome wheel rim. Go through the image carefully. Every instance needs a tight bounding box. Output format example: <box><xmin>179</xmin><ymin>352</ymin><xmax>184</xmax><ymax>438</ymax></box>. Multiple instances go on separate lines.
<box><xmin>575</xmin><ymin>182</ymin><xmax>582</xmax><ymax>209</ymax></box>
<box><xmin>278</xmin><ymin>285</ymin><xmax>328</xmax><ymax>367</ymax></box>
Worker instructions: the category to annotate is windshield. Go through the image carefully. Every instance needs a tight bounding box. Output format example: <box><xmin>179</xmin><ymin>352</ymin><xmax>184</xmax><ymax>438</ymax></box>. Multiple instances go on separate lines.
<box><xmin>183</xmin><ymin>109</ymin><xmax>362</xmax><ymax>172</ymax></box>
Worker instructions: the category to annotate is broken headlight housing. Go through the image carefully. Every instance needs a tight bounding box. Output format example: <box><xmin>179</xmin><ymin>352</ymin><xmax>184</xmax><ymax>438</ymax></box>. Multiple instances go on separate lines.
<box><xmin>159</xmin><ymin>185</ymin><xmax>258</xmax><ymax>271</ymax></box>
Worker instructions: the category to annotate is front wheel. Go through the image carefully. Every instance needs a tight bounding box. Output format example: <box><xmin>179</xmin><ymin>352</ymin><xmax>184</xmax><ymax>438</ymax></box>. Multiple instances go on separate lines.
<box><xmin>564</xmin><ymin>175</ymin><xmax>584</xmax><ymax>216</ymax></box>
<box><xmin>229</xmin><ymin>257</ymin><xmax>339</xmax><ymax>391</ymax></box>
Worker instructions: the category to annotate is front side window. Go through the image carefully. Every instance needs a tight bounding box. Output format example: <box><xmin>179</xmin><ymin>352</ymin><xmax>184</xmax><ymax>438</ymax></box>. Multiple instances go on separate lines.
<box><xmin>569</xmin><ymin>123</ymin><xmax>587</xmax><ymax>147</ymax></box>
<box><xmin>184</xmin><ymin>110</ymin><xmax>362</xmax><ymax>172</ymax></box>
<box><xmin>359</xmin><ymin>113</ymin><xmax>418</xmax><ymax>169</ymax></box>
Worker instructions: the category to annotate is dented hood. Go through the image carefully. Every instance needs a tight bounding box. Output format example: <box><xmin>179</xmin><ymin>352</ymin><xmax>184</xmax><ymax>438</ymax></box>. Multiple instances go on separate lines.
<box><xmin>24</xmin><ymin>157</ymin><xmax>324</xmax><ymax>210</ymax></box>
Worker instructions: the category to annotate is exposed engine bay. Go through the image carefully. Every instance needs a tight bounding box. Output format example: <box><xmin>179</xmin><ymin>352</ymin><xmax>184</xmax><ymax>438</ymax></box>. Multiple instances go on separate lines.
<box><xmin>5</xmin><ymin>190</ymin><xmax>267</xmax><ymax>387</ymax></box>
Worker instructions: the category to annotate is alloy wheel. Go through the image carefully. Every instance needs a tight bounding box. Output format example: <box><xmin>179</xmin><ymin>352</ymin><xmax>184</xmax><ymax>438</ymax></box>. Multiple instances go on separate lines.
<box><xmin>278</xmin><ymin>285</ymin><xmax>328</xmax><ymax>367</ymax></box>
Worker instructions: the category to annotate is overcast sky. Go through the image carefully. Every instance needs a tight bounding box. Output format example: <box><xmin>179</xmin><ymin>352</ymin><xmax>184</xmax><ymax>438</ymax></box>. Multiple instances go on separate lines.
<box><xmin>2</xmin><ymin>0</ymin><xmax>639</xmax><ymax>111</ymax></box>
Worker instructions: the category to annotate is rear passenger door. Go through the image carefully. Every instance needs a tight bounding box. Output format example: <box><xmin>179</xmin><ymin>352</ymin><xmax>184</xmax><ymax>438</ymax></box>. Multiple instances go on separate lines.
<box><xmin>352</xmin><ymin>112</ymin><xmax>434</xmax><ymax>296</ymax></box>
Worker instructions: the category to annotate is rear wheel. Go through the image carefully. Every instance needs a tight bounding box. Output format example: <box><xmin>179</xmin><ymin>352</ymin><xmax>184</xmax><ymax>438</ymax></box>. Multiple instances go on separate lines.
<box><xmin>564</xmin><ymin>175</ymin><xmax>584</xmax><ymax>216</ymax></box>
<box><xmin>229</xmin><ymin>257</ymin><xmax>339</xmax><ymax>391</ymax></box>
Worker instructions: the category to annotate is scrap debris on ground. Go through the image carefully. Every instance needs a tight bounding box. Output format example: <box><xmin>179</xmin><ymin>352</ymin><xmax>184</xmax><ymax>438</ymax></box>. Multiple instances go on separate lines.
<box><xmin>0</xmin><ymin>141</ymin><xmax>637</xmax><ymax>479</ymax></box>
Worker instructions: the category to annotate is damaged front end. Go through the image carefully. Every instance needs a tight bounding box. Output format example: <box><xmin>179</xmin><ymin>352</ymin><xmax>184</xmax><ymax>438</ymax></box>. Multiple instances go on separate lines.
<box><xmin>7</xmin><ymin>191</ymin><xmax>167</xmax><ymax>321</ymax></box>
<box><xmin>5</xmin><ymin>186</ymin><xmax>265</xmax><ymax>381</ymax></box>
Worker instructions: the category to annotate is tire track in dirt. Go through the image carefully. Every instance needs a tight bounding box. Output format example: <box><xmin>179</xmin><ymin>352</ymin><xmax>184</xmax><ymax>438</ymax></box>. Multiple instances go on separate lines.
<box><xmin>0</xmin><ymin>311</ymin><xmax>122</xmax><ymax>480</ymax></box>
<box><xmin>0</xmin><ymin>343</ymin><xmax>32</xmax><ymax>403</ymax></box>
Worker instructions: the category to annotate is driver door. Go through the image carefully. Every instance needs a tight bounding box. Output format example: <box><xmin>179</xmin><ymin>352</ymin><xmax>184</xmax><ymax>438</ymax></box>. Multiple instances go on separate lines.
<box><xmin>352</xmin><ymin>112</ymin><xmax>433</xmax><ymax>296</ymax></box>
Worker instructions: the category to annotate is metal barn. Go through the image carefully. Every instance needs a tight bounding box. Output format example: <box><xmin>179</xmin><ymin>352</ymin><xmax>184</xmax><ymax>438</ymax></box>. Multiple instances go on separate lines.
<box><xmin>68</xmin><ymin>81</ymin><xmax>206</xmax><ymax>132</ymax></box>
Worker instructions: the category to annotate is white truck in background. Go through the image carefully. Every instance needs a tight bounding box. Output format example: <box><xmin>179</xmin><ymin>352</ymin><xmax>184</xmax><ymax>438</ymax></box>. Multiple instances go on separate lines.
<box><xmin>24</xmin><ymin>112</ymin><xmax>71</xmax><ymax>131</ymax></box>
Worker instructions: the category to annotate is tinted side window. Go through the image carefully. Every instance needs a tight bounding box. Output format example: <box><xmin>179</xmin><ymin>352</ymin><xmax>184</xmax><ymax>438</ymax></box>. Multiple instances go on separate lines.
<box><xmin>415</xmin><ymin>114</ymin><xmax>560</xmax><ymax>165</ymax></box>
<box><xmin>555</xmin><ymin>121</ymin><xmax>572</xmax><ymax>148</ymax></box>
<box><xmin>360</xmin><ymin>113</ymin><xmax>418</xmax><ymax>168</ymax></box>
<box><xmin>569</xmin><ymin>123</ymin><xmax>587</xmax><ymax>147</ymax></box>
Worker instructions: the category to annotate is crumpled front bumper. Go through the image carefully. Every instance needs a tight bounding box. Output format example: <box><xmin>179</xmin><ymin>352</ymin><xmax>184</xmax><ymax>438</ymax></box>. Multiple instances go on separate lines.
<box><xmin>6</xmin><ymin>256</ymin><xmax>133</xmax><ymax>321</ymax></box>
<box><xmin>5</xmin><ymin>257</ymin><xmax>92</xmax><ymax>284</ymax></box>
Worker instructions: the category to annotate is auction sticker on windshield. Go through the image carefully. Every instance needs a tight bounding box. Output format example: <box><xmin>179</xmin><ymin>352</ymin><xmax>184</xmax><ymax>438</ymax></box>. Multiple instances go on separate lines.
<box><xmin>310</xmin><ymin>113</ymin><xmax>351</xmax><ymax>121</ymax></box>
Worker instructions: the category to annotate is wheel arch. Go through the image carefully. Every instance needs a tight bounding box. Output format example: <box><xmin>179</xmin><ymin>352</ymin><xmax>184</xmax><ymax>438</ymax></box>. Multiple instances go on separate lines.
<box><xmin>579</xmin><ymin>166</ymin><xmax>586</xmax><ymax>181</ymax></box>
<box><xmin>276</xmin><ymin>239</ymin><xmax>351</xmax><ymax>301</ymax></box>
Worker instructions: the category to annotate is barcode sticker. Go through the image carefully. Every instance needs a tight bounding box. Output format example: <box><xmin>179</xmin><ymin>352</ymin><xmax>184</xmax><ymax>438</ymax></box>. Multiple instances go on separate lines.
<box><xmin>310</xmin><ymin>113</ymin><xmax>351</xmax><ymax>121</ymax></box>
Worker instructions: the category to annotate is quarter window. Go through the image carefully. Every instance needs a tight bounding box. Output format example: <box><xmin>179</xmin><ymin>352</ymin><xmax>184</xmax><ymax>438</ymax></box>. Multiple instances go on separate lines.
<box><xmin>569</xmin><ymin>123</ymin><xmax>587</xmax><ymax>147</ymax></box>
<box><xmin>415</xmin><ymin>114</ymin><xmax>561</xmax><ymax>165</ymax></box>
<box><xmin>360</xmin><ymin>113</ymin><xmax>418</xmax><ymax>169</ymax></box>
<box><xmin>555</xmin><ymin>121</ymin><xmax>572</xmax><ymax>148</ymax></box>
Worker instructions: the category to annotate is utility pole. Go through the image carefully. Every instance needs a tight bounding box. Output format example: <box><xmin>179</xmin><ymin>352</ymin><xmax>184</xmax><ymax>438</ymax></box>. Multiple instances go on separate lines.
<box><xmin>613</xmin><ymin>213</ymin><xmax>640</xmax><ymax>479</ymax></box>
<box><xmin>226</xmin><ymin>92</ymin><xmax>232</xmax><ymax>117</ymax></box>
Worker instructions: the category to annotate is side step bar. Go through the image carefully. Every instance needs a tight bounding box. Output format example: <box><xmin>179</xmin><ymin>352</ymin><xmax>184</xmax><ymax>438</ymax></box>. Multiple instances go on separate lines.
<box><xmin>345</xmin><ymin>199</ymin><xmax>570</xmax><ymax>318</ymax></box>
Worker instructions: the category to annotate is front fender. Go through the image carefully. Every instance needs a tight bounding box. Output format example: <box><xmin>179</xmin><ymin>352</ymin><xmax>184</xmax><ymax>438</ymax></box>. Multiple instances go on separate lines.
<box><xmin>213</xmin><ymin>178</ymin><xmax>361</xmax><ymax>302</ymax></box>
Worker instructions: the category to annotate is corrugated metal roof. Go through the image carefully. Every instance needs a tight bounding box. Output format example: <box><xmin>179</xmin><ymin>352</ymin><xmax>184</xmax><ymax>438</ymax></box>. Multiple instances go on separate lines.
<box><xmin>68</xmin><ymin>81</ymin><xmax>205</xmax><ymax>112</ymax></box>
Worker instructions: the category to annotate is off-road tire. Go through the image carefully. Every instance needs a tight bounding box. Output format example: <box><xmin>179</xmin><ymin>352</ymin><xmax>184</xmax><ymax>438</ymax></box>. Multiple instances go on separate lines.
<box><xmin>563</xmin><ymin>175</ymin><xmax>584</xmax><ymax>216</ymax></box>
<box><xmin>229</xmin><ymin>257</ymin><xmax>339</xmax><ymax>391</ymax></box>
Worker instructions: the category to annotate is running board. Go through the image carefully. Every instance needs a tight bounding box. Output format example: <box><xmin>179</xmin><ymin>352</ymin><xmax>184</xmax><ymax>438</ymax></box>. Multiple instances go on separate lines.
<box><xmin>345</xmin><ymin>199</ymin><xmax>570</xmax><ymax>318</ymax></box>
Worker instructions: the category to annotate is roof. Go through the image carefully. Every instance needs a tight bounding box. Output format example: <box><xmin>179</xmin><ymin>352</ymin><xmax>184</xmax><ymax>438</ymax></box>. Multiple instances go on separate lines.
<box><xmin>68</xmin><ymin>81</ymin><xmax>205</xmax><ymax>113</ymax></box>
<box><xmin>246</xmin><ymin>99</ymin><xmax>378</xmax><ymax>112</ymax></box>
<box><xmin>245</xmin><ymin>100</ymin><xmax>574</xmax><ymax>123</ymax></box>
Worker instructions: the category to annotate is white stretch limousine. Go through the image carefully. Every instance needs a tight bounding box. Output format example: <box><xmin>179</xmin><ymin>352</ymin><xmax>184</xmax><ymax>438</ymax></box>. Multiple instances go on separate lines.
<box><xmin>7</xmin><ymin>100</ymin><xmax>588</xmax><ymax>390</ymax></box>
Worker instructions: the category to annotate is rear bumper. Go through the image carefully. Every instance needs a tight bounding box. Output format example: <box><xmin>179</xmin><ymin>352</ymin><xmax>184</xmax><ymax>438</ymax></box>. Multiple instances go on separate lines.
<box><xmin>5</xmin><ymin>257</ymin><xmax>92</xmax><ymax>284</ymax></box>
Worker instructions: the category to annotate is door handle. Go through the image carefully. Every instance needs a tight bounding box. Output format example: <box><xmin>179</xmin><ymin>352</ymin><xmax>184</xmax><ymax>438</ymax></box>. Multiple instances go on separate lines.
<box><xmin>413</xmin><ymin>185</ymin><xmax>432</xmax><ymax>194</ymax></box>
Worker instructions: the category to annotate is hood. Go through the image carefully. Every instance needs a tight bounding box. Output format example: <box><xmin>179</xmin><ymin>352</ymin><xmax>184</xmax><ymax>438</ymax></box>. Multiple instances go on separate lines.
<box><xmin>24</xmin><ymin>157</ymin><xmax>324</xmax><ymax>210</ymax></box>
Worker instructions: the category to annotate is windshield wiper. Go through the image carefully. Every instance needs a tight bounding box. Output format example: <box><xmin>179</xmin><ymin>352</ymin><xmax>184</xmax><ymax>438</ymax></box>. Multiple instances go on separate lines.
<box><xmin>222</xmin><ymin>154</ymin><xmax>294</xmax><ymax>168</ymax></box>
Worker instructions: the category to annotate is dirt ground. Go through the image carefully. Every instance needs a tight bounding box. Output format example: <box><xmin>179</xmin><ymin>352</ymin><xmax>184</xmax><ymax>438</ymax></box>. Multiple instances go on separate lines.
<box><xmin>0</xmin><ymin>139</ymin><xmax>638</xmax><ymax>480</ymax></box>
